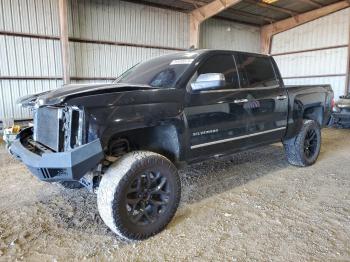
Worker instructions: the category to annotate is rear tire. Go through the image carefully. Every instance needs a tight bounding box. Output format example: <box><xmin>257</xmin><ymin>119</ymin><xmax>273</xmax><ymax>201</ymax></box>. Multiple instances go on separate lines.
<box><xmin>97</xmin><ymin>151</ymin><xmax>181</xmax><ymax>240</ymax></box>
<box><xmin>283</xmin><ymin>120</ymin><xmax>321</xmax><ymax>167</ymax></box>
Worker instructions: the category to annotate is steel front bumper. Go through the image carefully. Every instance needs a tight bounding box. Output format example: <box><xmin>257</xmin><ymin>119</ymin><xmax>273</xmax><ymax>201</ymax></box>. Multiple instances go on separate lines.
<box><xmin>9</xmin><ymin>128</ymin><xmax>104</xmax><ymax>182</ymax></box>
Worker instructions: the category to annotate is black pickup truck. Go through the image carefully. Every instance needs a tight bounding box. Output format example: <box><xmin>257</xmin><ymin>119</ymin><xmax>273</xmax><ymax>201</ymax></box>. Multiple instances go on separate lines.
<box><xmin>10</xmin><ymin>49</ymin><xmax>333</xmax><ymax>240</ymax></box>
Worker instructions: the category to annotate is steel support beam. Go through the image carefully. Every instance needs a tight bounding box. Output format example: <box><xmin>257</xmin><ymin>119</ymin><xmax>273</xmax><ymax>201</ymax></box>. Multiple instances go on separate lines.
<box><xmin>189</xmin><ymin>0</ymin><xmax>242</xmax><ymax>48</ymax></box>
<box><xmin>346</xmin><ymin>16</ymin><xmax>350</xmax><ymax>95</ymax></box>
<box><xmin>260</xmin><ymin>1</ymin><xmax>350</xmax><ymax>54</ymax></box>
<box><xmin>58</xmin><ymin>0</ymin><xmax>70</xmax><ymax>85</ymax></box>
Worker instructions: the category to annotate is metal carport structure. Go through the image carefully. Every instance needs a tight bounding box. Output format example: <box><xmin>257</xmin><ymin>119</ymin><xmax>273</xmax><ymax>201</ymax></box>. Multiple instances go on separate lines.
<box><xmin>0</xmin><ymin>0</ymin><xmax>349</xmax><ymax>120</ymax></box>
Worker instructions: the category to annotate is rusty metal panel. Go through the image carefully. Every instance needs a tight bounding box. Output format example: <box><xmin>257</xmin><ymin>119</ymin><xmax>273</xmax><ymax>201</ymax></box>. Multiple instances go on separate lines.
<box><xmin>200</xmin><ymin>18</ymin><xmax>261</xmax><ymax>53</ymax></box>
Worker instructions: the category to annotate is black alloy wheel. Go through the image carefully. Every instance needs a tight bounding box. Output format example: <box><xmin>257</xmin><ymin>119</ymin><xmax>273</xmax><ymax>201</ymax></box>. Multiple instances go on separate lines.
<box><xmin>303</xmin><ymin>128</ymin><xmax>318</xmax><ymax>160</ymax></box>
<box><xmin>126</xmin><ymin>171</ymin><xmax>170</xmax><ymax>226</ymax></box>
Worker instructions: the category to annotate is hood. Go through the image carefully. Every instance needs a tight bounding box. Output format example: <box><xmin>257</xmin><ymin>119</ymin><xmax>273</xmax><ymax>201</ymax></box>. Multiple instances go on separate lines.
<box><xmin>17</xmin><ymin>83</ymin><xmax>155</xmax><ymax>107</ymax></box>
<box><xmin>17</xmin><ymin>91</ymin><xmax>51</xmax><ymax>107</ymax></box>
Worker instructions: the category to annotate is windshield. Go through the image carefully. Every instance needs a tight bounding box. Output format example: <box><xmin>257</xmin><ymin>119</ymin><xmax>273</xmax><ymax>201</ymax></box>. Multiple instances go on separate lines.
<box><xmin>114</xmin><ymin>52</ymin><xmax>199</xmax><ymax>88</ymax></box>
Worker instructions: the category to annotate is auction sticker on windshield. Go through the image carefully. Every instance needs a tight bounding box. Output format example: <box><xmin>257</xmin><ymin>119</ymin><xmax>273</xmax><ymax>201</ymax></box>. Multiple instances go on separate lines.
<box><xmin>170</xmin><ymin>59</ymin><xmax>194</xmax><ymax>65</ymax></box>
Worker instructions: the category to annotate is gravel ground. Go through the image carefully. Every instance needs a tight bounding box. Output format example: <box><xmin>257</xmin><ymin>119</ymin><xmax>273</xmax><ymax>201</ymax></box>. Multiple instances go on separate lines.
<box><xmin>0</xmin><ymin>128</ymin><xmax>350</xmax><ymax>261</ymax></box>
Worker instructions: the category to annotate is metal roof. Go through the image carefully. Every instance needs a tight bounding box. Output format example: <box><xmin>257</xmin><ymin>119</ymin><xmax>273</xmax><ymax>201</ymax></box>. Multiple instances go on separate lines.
<box><xmin>123</xmin><ymin>0</ymin><xmax>343</xmax><ymax>26</ymax></box>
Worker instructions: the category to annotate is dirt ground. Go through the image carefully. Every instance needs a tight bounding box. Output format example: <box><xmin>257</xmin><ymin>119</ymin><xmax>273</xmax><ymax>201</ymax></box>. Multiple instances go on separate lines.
<box><xmin>0</xmin><ymin>128</ymin><xmax>350</xmax><ymax>261</ymax></box>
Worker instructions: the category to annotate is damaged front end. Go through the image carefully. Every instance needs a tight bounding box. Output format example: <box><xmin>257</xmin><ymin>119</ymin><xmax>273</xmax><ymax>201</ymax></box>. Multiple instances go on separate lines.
<box><xmin>33</xmin><ymin>106</ymin><xmax>86</xmax><ymax>152</ymax></box>
<box><xmin>9</xmin><ymin>104</ymin><xmax>104</xmax><ymax>185</ymax></box>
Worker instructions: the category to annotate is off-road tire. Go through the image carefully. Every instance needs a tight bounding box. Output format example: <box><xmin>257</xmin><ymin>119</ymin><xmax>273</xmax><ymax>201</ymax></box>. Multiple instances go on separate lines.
<box><xmin>97</xmin><ymin>151</ymin><xmax>181</xmax><ymax>240</ymax></box>
<box><xmin>283</xmin><ymin>120</ymin><xmax>321</xmax><ymax>167</ymax></box>
<box><xmin>59</xmin><ymin>181</ymin><xmax>83</xmax><ymax>189</ymax></box>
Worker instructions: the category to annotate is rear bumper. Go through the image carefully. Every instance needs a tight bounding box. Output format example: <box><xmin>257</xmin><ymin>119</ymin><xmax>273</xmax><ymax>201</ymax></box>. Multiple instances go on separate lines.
<box><xmin>9</xmin><ymin>128</ymin><xmax>104</xmax><ymax>182</ymax></box>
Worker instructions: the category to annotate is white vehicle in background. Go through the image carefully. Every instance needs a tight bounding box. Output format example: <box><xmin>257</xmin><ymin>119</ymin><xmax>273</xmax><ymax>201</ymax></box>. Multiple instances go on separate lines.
<box><xmin>332</xmin><ymin>95</ymin><xmax>350</xmax><ymax>127</ymax></box>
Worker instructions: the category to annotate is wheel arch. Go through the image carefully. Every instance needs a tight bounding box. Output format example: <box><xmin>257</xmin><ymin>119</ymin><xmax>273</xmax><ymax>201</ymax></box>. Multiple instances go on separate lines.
<box><xmin>303</xmin><ymin>105</ymin><xmax>324</xmax><ymax>126</ymax></box>
<box><xmin>106</xmin><ymin>124</ymin><xmax>182</xmax><ymax>163</ymax></box>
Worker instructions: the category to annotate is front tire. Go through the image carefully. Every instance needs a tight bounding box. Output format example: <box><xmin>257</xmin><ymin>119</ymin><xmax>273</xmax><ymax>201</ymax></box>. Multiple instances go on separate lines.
<box><xmin>283</xmin><ymin>120</ymin><xmax>321</xmax><ymax>167</ymax></box>
<box><xmin>97</xmin><ymin>151</ymin><xmax>181</xmax><ymax>240</ymax></box>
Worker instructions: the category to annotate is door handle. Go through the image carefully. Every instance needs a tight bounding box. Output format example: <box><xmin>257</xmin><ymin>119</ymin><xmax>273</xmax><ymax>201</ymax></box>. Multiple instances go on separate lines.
<box><xmin>234</xmin><ymin>99</ymin><xmax>249</xmax><ymax>104</ymax></box>
<box><xmin>276</xmin><ymin>95</ymin><xmax>287</xmax><ymax>100</ymax></box>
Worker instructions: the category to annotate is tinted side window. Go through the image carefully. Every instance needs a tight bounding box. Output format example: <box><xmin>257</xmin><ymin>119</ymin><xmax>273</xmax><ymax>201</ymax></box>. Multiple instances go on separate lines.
<box><xmin>197</xmin><ymin>54</ymin><xmax>239</xmax><ymax>89</ymax></box>
<box><xmin>237</xmin><ymin>54</ymin><xmax>278</xmax><ymax>88</ymax></box>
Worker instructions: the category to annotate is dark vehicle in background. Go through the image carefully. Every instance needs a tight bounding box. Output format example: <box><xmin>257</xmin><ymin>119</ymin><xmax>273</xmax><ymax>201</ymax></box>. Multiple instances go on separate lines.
<box><xmin>10</xmin><ymin>49</ymin><xmax>333</xmax><ymax>240</ymax></box>
<box><xmin>331</xmin><ymin>95</ymin><xmax>350</xmax><ymax>127</ymax></box>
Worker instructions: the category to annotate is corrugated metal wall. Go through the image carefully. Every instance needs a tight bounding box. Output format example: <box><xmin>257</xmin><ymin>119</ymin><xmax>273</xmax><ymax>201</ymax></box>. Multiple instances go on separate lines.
<box><xmin>70</xmin><ymin>42</ymin><xmax>174</xmax><ymax>79</ymax></box>
<box><xmin>0</xmin><ymin>0</ymin><xmax>60</xmax><ymax>35</ymax></box>
<box><xmin>68</xmin><ymin>0</ymin><xmax>189</xmax><ymax>48</ymax></box>
<box><xmin>0</xmin><ymin>0</ymin><xmax>62</xmax><ymax>120</ymax></box>
<box><xmin>272</xmin><ymin>8</ymin><xmax>350</xmax><ymax>100</ymax></box>
<box><xmin>68</xmin><ymin>0</ymin><xmax>189</xmax><ymax>79</ymax></box>
<box><xmin>200</xmin><ymin>18</ymin><xmax>260</xmax><ymax>53</ymax></box>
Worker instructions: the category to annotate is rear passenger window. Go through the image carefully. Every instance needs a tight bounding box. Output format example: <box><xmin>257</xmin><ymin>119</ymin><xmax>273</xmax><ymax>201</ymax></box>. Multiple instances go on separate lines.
<box><xmin>237</xmin><ymin>54</ymin><xmax>278</xmax><ymax>88</ymax></box>
<box><xmin>197</xmin><ymin>54</ymin><xmax>239</xmax><ymax>89</ymax></box>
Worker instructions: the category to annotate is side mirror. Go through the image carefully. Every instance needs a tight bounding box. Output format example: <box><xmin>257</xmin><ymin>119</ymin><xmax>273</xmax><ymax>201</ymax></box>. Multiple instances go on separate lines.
<box><xmin>191</xmin><ymin>73</ymin><xmax>226</xmax><ymax>92</ymax></box>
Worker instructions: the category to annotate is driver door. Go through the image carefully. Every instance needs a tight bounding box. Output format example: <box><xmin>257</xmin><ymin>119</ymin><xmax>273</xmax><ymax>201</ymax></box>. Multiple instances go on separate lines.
<box><xmin>184</xmin><ymin>53</ymin><xmax>252</xmax><ymax>161</ymax></box>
